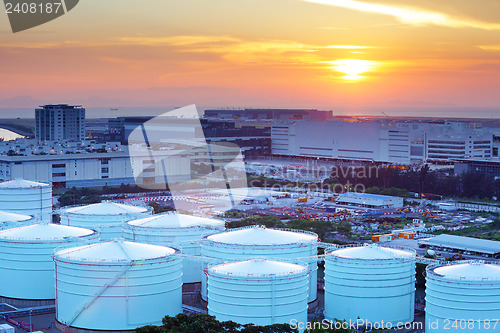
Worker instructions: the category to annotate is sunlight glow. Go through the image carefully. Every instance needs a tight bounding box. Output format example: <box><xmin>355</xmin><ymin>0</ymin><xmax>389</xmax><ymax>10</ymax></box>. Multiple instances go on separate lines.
<box><xmin>328</xmin><ymin>59</ymin><xmax>379</xmax><ymax>80</ymax></box>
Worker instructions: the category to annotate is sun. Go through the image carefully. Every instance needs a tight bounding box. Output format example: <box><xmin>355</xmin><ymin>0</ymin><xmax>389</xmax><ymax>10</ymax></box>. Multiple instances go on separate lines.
<box><xmin>329</xmin><ymin>59</ymin><xmax>378</xmax><ymax>81</ymax></box>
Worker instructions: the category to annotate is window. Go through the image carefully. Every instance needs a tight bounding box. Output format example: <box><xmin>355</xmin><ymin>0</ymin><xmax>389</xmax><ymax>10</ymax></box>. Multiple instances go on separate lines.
<box><xmin>101</xmin><ymin>167</ymin><xmax>109</xmax><ymax>173</ymax></box>
<box><xmin>52</xmin><ymin>164</ymin><xmax>65</xmax><ymax>168</ymax></box>
<box><xmin>52</xmin><ymin>172</ymin><xmax>66</xmax><ymax>177</ymax></box>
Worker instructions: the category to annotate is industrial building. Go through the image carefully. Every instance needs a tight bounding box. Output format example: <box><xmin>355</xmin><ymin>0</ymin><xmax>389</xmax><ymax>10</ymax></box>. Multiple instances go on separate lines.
<box><xmin>206</xmin><ymin>259</ymin><xmax>310</xmax><ymax>326</ymax></box>
<box><xmin>272</xmin><ymin>120</ymin><xmax>493</xmax><ymax>163</ymax></box>
<box><xmin>419</xmin><ymin>234</ymin><xmax>500</xmax><ymax>258</ymax></box>
<box><xmin>59</xmin><ymin>201</ymin><xmax>153</xmax><ymax>240</ymax></box>
<box><xmin>201</xmin><ymin>225</ymin><xmax>318</xmax><ymax>302</ymax></box>
<box><xmin>0</xmin><ymin>149</ymin><xmax>190</xmax><ymax>188</ymax></box>
<box><xmin>53</xmin><ymin>240</ymin><xmax>183</xmax><ymax>331</ymax></box>
<box><xmin>0</xmin><ymin>179</ymin><xmax>52</xmax><ymax>222</ymax></box>
<box><xmin>35</xmin><ymin>104</ymin><xmax>85</xmax><ymax>141</ymax></box>
<box><xmin>204</xmin><ymin>108</ymin><xmax>333</xmax><ymax>121</ymax></box>
<box><xmin>426</xmin><ymin>262</ymin><xmax>500</xmax><ymax>333</ymax></box>
<box><xmin>454</xmin><ymin>158</ymin><xmax>500</xmax><ymax>177</ymax></box>
<box><xmin>0</xmin><ymin>224</ymin><xmax>98</xmax><ymax>302</ymax></box>
<box><xmin>335</xmin><ymin>192</ymin><xmax>404</xmax><ymax>209</ymax></box>
<box><xmin>110</xmin><ymin>116</ymin><xmax>271</xmax><ymax>159</ymax></box>
<box><xmin>123</xmin><ymin>212</ymin><xmax>225</xmax><ymax>283</ymax></box>
<box><xmin>324</xmin><ymin>245</ymin><xmax>416</xmax><ymax>328</ymax></box>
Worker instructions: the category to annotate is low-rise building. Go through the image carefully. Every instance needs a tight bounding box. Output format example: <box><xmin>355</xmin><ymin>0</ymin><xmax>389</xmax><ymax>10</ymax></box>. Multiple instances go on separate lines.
<box><xmin>335</xmin><ymin>192</ymin><xmax>404</xmax><ymax>209</ymax></box>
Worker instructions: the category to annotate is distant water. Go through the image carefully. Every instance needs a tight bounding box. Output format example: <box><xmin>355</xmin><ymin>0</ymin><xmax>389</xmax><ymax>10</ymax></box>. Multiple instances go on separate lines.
<box><xmin>0</xmin><ymin>129</ymin><xmax>24</xmax><ymax>141</ymax></box>
<box><xmin>0</xmin><ymin>106</ymin><xmax>499</xmax><ymax>119</ymax></box>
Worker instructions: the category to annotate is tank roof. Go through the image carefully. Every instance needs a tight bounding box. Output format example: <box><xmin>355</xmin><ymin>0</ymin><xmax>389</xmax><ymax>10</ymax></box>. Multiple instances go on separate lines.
<box><xmin>206</xmin><ymin>226</ymin><xmax>317</xmax><ymax>245</ymax></box>
<box><xmin>54</xmin><ymin>240</ymin><xmax>177</xmax><ymax>262</ymax></box>
<box><xmin>209</xmin><ymin>259</ymin><xmax>307</xmax><ymax>277</ymax></box>
<box><xmin>0</xmin><ymin>210</ymin><xmax>32</xmax><ymax>222</ymax></box>
<box><xmin>127</xmin><ymin>212</ymin><xmax>224</xmax><ymax>229</ymax></box>
<box><xmin>64</xmin><ymin>201</ymin><xmax>149</xmax><ymax>215</ymax></box>
<box><xmin>330</xmin><ymin>245</ymin><xmax>415</xmax><ymax>260</ymax></box>
<box><xmin>0</xmin><ymin>179</ymin><xmax>50</xmax><ymax>189</ymax></box>
<box><xmin>433</xmin><ymin>262</ymin><xmax>500</xmax><ymax>280</ymax></box>
<box><xmin>0</xmin><ymin>223</ymin><xmax>95</xmax><ymax>240</ymax></box>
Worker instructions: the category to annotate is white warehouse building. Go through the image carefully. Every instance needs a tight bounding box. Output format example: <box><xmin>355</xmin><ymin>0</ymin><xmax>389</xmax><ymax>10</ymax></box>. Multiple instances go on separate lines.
<box><xmin>335</xmin><ymin>192</ymin><xmax>404</xmax><ymax>209</ymax></box>
<box><xmin>0</xmin><ymin>151</ymin><xmax>190</xmax><ymax>189</ymax></box>
<box><xmin>272</xmin><ymin>120</ymin><xmax>493</xmax><ymax>163</ymax></box>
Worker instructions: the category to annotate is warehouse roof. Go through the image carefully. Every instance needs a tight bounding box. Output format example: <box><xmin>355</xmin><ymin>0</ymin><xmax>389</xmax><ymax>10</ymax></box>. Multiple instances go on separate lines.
<box><xmin>421</xmin><ymin>234</ymin><xmax>500</xmax><ymax>255</ymax></box>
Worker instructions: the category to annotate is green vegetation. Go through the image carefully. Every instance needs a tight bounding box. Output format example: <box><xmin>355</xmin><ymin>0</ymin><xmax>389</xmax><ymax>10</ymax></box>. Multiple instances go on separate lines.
<box><xmin>432</xmin><ymin>218</ymin><xmax>500</xmax><ymax>241</ymax></box>
<box><xmin>136</xmin><ymin>314</ymin><xmax>296</xmax><ymax>333</ymax></box>
<box><xmin>136</xmin><ymin>314</ymin><xmax>388</xmax><ymax>333</ymax></box>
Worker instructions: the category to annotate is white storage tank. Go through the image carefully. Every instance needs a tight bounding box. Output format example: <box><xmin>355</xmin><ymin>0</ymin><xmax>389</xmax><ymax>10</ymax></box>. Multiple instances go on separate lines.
<box><xmin>426</xmin><ymin>261</ymin><xmax>500</xmax><ymax>333</ymax></box>
<box><xmin>324</xmin><ymin>245</ymin><xmax>416</xmax><ymax>329</ymax></box>
<box><xmin>207</xmin><ymin>259</ymin><xmax>309</xmax><ymax>326</ymax></box>
<box><xmin>0</xmin><ymin>223</ymin><xmax>98</xmax><ymax>300</ymax></box>
<box><xmin>0</xmin><ymin>210</ymin><xmax>35</xmax><ymax>230</ymax></box>
<box><xmin>0</xmin><ymin>179</ymin><xmax>52</xmax><ymax>222</ymax></box>
<box><xmin>123</xmin><ymin>211</ymin><xmax>225</xmax><ymax>283</ymax></box>
<box><xmin>53</xmin><ymin>240</ymin><xmax>182</xmax><ymax>331</ymax></box>
<box><xmin>59</xmin><ymin>201</ymin><xmax>153</xmax><ymax>241</ymax></box>
<box><xmin>201</xmin><ymin>225</ymin><xmax>318</xmax><ymax>302</ymax></box>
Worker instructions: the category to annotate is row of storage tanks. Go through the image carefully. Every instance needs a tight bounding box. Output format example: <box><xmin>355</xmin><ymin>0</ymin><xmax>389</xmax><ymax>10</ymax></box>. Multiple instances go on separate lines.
<box><xmin>0</xmin><ymin>179</ymin><xmax>499</xmax><ymax>331</ymax></box>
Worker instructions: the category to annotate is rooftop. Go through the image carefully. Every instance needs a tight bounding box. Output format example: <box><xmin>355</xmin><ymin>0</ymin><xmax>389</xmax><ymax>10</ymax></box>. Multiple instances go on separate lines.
<box><xmin>207</xmin><ymin>226</ymin><xmax>317</xmax><ymax>245</ymax></box>
<box><xmin>54</xmin><ymin>240</ymin><xmax>177</xmax><ymax>262</ymax></box>
<box><xmin>432</xmin><ymin>262</ymin><xmax>500</xmax><ymax>280</ymax></box>
<box><xmin>209</xmin><ymin>259</ymin><xmax>308</xmax><ymax>277</ymax></box>
<box><xmin>127</xmin><ymin>212</ymin><xmax>225</xmax><ymax>229</ymax></box>
<box><xmin>0</xmin><ymin>179</ymin><xmax>50</xmax><ymax>189</ymax></box>
<box><xmin>64</xmin><ymin>201</ymin><xmax>149</xmax><ymax>215</ymax></box>
<box><xmin>329</xmin><ymin>245</ymin><xmax>415</xmax><ymax>260</ymax></box>
<box><xmin>0</xmin><ymin>210</ymin><xmax>33</xmax><ymax>222</ymax></box>
<box><xmin>421</xmin><ymin>234</ymin><xmax>500</xmax><ymax>255</ymax></box>
<box><xmin>338</xmin><ymin>192</ymin><xmax>397</xmax><ymax>200</ymax></box>
<box><xmin>0</xmin><ymin>223</ymin><xmax>95</xmax><ymax>241</ymax></box>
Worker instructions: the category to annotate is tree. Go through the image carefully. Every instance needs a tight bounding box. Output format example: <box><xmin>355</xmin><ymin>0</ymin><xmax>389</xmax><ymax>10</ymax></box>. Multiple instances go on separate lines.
<box><xmin>136</xmin><ymin>314</ymin><xmax>297</xmax><ymax>333</ymax></box>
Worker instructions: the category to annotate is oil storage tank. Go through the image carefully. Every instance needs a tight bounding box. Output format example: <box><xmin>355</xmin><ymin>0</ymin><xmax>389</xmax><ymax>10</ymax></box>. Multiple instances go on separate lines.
<box><xmin>123</xmin><ymin>211</ymin><xmax>225</xmax><ymax>283</ymax></box>
<box><xmin>53</xmin><ymin>240</ymin><xmax>182</xmax><ymax>331</ymax></box>
<box><xmin>0</xmin><ymin>179</ymin><xmax>52</xmax><ymax>222</ymax></box>
<box><xmin>59</xmin><ymin>201</ymin><xmax>152</xmax><ymax>241</ymax></box>
<box><xmin>201</xmin><ymin>225</ymin><xmax>318</xmax><ymax>302</ymax></box>
<box><xmin>207</xmin><ymin>259</ymin><xmax>309</xmax><ymax>326</ymax></box>
<box><xmin>324</xmin><ymin>245</ymin><xmax>416</xmax><ymax>329</ymax></box>
<box><xmin>0</xmin><ymin>210</ymin><xmax>35</xmax><ymax>230</ymax></box>
<box><xmin>426</xmin><ymin>261</ymin><xmax>500</xmax><ymax>333</ymax></box>
<box><xmin>0</xmin><ymin>223</ymin><xmax>98</xmax><ymax>301</ymax></box>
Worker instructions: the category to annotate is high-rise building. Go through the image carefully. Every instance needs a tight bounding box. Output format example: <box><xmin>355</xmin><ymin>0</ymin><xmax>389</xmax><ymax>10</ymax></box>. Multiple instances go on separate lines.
<box><xmin>35</xmin><ymin>104</ymin><xmax>85</xmax><ymax>141</ymax></box>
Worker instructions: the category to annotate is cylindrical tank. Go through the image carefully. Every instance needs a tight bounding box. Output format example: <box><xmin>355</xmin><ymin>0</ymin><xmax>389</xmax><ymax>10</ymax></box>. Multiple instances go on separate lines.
<box><xmin>426</xmin><ymin>261</ymin><xmax>500</xmax><ymax>333</ymax></box>
<box><xmin>0</xmin><ymin>179</ymin><xmax>52</xmax><ymax>222</ymax></box>
<box><xmin>0</xmin><ymin>223</ymin><xmax>98</xmax><ymax>300</ymax></box>
<box><xmin>207</xmin><ymin>259</ymin><xmax>309</xmax><ymax>326</ymax></box>
<box><xmin>59</xmin><ymin>201</ymin><xmax>153</xmax><ymax>241</ymax></box>
<box><xmin>0</xmin><ymin>210</ymin><xmax>35</xmax><ymax>230</ymax></box>
<box><xmin>201</xmin><ymin>225</ymin><xmax>318</xmax><ymax>302</ymax></box>
<box><xmin>123</xmin><ymin>211</ymin><xmax>225</xmax><ymax>283</ymax></box>
<box><xmin>53</xmin><ymin>240</ymin><xmax>182</xmax><ymax>331</ymax></box>
<box><xmin>324</xmin><ymin>245</ymin><xmax>416</xmax><ymax>329</ymax></box>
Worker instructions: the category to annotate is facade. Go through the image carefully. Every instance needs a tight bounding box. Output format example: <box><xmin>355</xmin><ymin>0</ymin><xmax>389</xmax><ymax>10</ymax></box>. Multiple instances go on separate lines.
<box><xmin>454</xmin><ymin>159</ymin><xmax>500</xmax><ymax>177</ymax></box>
<box><xmin>204</xmin><ymin>108</ymin><xmax>333</xmax><ymax>121</ymax></box>
<box><xmin>0</xmin><ymin>151</ymin><xmax>190</xmax><ymax>189</ymax></box>
<box><xmin>272</xmin><ymin>120</ymin><xmax>493</xmax><ymax>163</ymax></box>
<box><xmin>418</xmin><ymin>234</ymin><xmax>500</xmax><ymax>258</ymax></box>
<box><xmin>35</xmin><ymin>104</ymin><xmax>85</xmax><ymax>141</ymax></box>
<box><xmin>335</xmin><ymin>192</ymin><xmax>404</xmax><ymax>209</ymax></box>
<box><xmin>110</xmin><ymin>116</ymin><xmax>271</xmax><ymax>159</ymax></box>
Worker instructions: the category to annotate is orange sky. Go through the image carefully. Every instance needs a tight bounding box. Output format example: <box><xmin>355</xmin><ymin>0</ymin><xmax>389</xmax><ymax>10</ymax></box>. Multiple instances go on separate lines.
<box><xmin>1</xmin><ymin>0</ymin><xmax>500</xmax><ymax>114</ymax></box>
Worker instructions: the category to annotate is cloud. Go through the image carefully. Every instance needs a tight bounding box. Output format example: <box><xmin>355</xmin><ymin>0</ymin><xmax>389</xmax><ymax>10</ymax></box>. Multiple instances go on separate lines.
<box><xmin>478</xmin><ymin>45</ymin><xmax>500</xmax><ymax>51</ymax></box>
<box><xmin>304</xmin><ymin>0</ymin><xmax>500</xmax><ymax>30</ymax></box>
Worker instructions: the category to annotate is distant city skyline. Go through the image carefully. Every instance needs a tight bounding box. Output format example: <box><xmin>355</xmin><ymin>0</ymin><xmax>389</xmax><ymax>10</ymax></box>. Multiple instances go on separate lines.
<box><xmin>1</xmin><ymin>0</ymin><xmax>500</xmax><ymax>115</ymax></box>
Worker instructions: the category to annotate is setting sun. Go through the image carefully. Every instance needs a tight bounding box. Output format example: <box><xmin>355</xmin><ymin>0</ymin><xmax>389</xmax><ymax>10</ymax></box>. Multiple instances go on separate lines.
<box><xmin>329</xmin><ymin>59</ymin><xmax>379</xmax><ymax>80</ymax></box>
